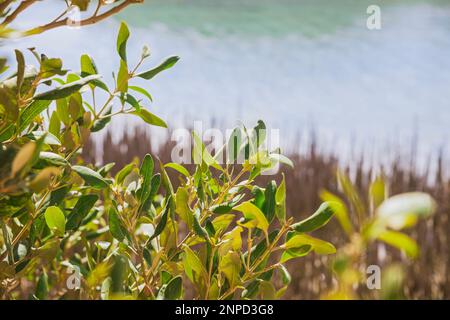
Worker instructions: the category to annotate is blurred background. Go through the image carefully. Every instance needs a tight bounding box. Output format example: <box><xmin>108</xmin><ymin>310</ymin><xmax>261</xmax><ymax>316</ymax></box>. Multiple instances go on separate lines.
<box><xmin>2</xmin><ymin>0</ymin><xmax>450</xmax><ymax>298</ymax></box>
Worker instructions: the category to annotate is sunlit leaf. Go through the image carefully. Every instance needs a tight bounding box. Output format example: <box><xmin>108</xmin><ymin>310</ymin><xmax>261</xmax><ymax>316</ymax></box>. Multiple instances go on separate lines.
<box><xmin>377</xmin><ymin>230</ymin><xmax>419</xmax><ymax>258</ymax></box>
<box><xmin>376</xmin><ymin>192</ymin><xmax>436</xmax><ymax>230</ymax></box>
<box><xmin>29</xmin><ymin>167</ymin><xmax>61</xmax><ymax>193</ymax></box>
<box><xmin>165</xmin><ymin>162</ymin><xmax>189</xmax><ymax>177</ymax></box>
<box><xmin>11</xmin><ymin>141</ymin><xmax>36</xmax><ymax>176</ymax></box>
<box><xmin>234</xmin><ymin>201</ymin><xmax>269</xmax><ymax>236</ymax></box>
<box><xmin>219</xmin><ymin>251</ymin><xmax>241</xmax><ymax>288</ymax></box>
<box><xmin>136</xmin><ymin>56</ymin><xmax>180</xmax><ymax>80</ymax></box>
<box><xmin>116</xmin><ymin>22</ymin><xmax>130</xmax><ymax>62</ymax></box>
<box><xmin>275</xmin><ymin>173</ymin><xmax>286</xmax><ymax>222</ymax></box>
<box><xmin>72</xmin><ymin>165</ymin><xmax>109</xmax><ymax>189</ymax></box>
<box><xmin>33</xmin><ymin>75</ymin><xmax>101</xmax><ymax>100</ymax></box>
<box><xmin>291</xmin><ymin>202</ymin><xmax>336</xmax><ymax>233</ymax></box>
<box><xmin>44</xmin><ymin>206</ymin><xmax>66</xmax><ymax>236</ymax></box>
<box><xmin>132</xmin><ymin>108</ymin><xmax>167</xmax><ymax>128</ymax></box>
<box><xmin>66</xmin><ymin>194</ymin><xmax>99</xmax><ymax>230</ymax></box>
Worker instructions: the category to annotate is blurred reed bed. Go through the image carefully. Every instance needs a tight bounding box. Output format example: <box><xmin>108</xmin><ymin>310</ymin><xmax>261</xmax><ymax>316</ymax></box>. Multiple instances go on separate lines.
<box><xmin>82</xmin><ymin>127</ymin><xmax>450</xmax><ymax>299</ymax></box>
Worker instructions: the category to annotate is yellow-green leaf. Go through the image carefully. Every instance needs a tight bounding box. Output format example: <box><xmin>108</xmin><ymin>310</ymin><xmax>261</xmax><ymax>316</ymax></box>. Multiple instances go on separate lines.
<box><xmin>12</xmin><ymin>141</ymin><xmax>36</xmax><ymax>176</ymax></box>
<box><xmin>376</xmin><ymin>192</ymin><xmax>436</xmax><ymax>230</ymax></box>
<box><xmin>234</xmin><ymin>201</ymin><xmax>269</xmax><ymax>235</ymax></box>
<box><xmin>291</xmin><ymin>202</ymin><xmax>336</xmax><ymax>233</ymax></box>
<box><xmin>218</xmin><ymin>251</ymin><xmax>241</xmax><ymax>288</ymax></box>
<box><xmin>284</xmin><ymin>234</ymin><xmax>336</xmax><ymax>255</ymax></box>
<box><xmin>377</xmin><ymin>230</ymin><xmax>419</xmax><ymax>258</ymax></box>
<box><xmin>29</xmin><ymin>167</ymin><xmax>61</xmax><ymax>193</ymax></box>
<box><xmin>44</xmin><ymin>206</ymin><xmax>66</xmax><ymax>236</ymax></box>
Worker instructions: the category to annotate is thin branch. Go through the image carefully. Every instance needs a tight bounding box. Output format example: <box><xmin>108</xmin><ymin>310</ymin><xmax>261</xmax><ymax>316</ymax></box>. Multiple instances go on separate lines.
<box><xmin>0</xmin><ymin>0</ymin><xmax>14</xmax><ymax>14</ymax></box>
<box><xmin>23</xmin><ymin>0</ymin><xmax>139</xmax><ymax>37</ymax></box>
<box><xmin>1</xmin><ymin>0</ymin><xmax>36</xmax><ymax>26</ymax></box>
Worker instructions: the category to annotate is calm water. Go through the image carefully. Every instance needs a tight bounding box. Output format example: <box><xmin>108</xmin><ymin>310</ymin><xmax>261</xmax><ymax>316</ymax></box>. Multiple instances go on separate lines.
<box><xmin>2</xmin><ymin>0</ymin><xmax>450</xmax><ymax>165</ymax></box>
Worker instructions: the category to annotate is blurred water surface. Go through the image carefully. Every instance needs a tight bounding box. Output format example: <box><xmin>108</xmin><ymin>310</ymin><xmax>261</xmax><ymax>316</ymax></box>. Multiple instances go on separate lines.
<box><xmin>2</xmin><ymin>0</ymin><xmax>450</xmax><ymax>165</ymax></box>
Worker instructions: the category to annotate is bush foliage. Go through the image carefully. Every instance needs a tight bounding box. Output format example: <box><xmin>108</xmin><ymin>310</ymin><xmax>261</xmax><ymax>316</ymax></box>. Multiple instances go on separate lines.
<box><xmin>0</xmin><ymin>2</ymin><xmax>437</xmax><ymax>300</ymax></box>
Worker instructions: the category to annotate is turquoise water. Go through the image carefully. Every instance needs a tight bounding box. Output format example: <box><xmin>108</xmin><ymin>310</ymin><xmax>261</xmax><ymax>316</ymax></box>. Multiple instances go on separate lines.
<box><xmin>3</xmin><ymin>0</ymin><xmax>450</xmax><ymax>165</ymax></box>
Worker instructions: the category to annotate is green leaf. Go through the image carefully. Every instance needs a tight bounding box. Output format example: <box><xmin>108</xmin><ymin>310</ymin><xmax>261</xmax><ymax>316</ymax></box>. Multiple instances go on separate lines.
<box><xmin>370</xmin><ymin>176</ymin><xmax>386</xmax><ymax>209</ymax></box>
<box><xmin>138</xmin><ymin>154</ymin><xmax>154</xmax><ymax>203</ymax></box>
<box><xmin>320</xmin><ymin>190</ymin><xmax>353</xmax><ymax>236</ymax></box>
<box><xmin>275</xmin><ymin>173</ymin><xmax>286</xmax><ymax>222</ymax></box>
<box><xmin>80</xmin><ymin>54</ymin><xmax>109</xmax><ymax>91</ymax></box>
<box><xmin>164</xmin><ymin>162</ymin><xmax>189</xmax><ymax>177</ymax></box>
<box><xmin>212</xmin><ymin>214</ymin><xmax>235</xmax><ymax>235</ymax></box>
<box><xmin>40</xmin><ymin>58</ymin><xmax>66</xmax><ymax>78</ymax></box>
<box><xmin>164</xmin><ymin>276</ymin><xmax>183</xmax><ymax>300</ymax></box>
<box><xmin>19</xmin><ymin>100</ymin><xmax>52</xmax><ymax>132</ymax></box>
<box><xmin>72</xmin><ymin>165</ymin><xmax>109</xmax><ymax>189</ymax></box>
<box><xmin>11</xmin><ymin>141</ymin><xmax>36</xmax><ymax>176</ymax></box>
<box><xmin>219</xmin><ymin>251</ymin><xmax>241</xmax><ymax>288</ymax></box>
<box><xmin>80</xmin><ymin>54</ymin><xmax>98</xmax><ymax>75</ymax></box>
<box><xmin>124</xmin><ymin>93</ymin><xmax>141</xmax><ymax>111</ymax></box>
<box><xmin>150</xmin><ymin>196</ymin><xmax>171</xmax><ymax>240</ymax></box>
<box><xmin>26</xmin><ymin>131</ymin><xmax>61</xmax><ymax>146</ymax></box>
<box><xmin>280</xmin><ymin>245</ymin><xmax>312</xmax><ymax>263</ymax></box>
<box><xmin>192</xmin><ymin>131</ymin><xmax>221</xmax><ymax>169</ymax></box>
<box><xmin>182</xmin><ymin>244</ymin><xmax>207</xmax><ymax>284</ymax></box>
<box><xmin>35</xmin><ymin>271</ymin><xmax>49</xmax><ymax>300</ymax></box>
<box><xmin>117</xmin><ymin>59</ymin><xmax>128</xmax><ymax>93</ymax></box>
<box><xmin>115</xmin><ymin>162</ymin><xmax>135</xmax><ymax>185</ymax></box>
<box><xmin>269</xmin><ymin>153</ymin><xmax>294</xmax><ymax>168</ymax></box>
<box><xmin>175</xmin><ymin>187</ymin><xmax>193</xmax><ymax>228</ymax></box>
<box><xmin>337</xmin><ymin>170</ymin><xmax>366</xmax><ymax>222</ymax></box>
<box><xmin>376</xmin><ymin>192</ymin><xmax>436</xmax><ymax>230</ymax></box>
<box><xmin>132</xmin><ymin>108</ymin><xmax>167</xmax><ymax>128</ymax></box>
<box><xmin>0</xmin><ymin>125</ymin><xmax>14</xmax><ymax>143</ymax></box>
<box><xmin>49</xmin><ymin>111</ymin><xmax>60</xmax><ymax>137</ymax></box>
<box><xmin>251</xmin><ymin>119</ymin><xmax>266</xmax><ymax>149</ymax></box>
<box><xmin>279</xmin><ymin>264</ymin><xmax>291</xmax><ymax>286</ymax></box>
<box><xmin>259</xmin><ymin>281</ymin><xmax>276</xmax><ymax>300</ymax></box>
<box><xmin>66</xmin><ymin>195</ymin><xmax>99</xmax><ymax>230</ymax></box>
<box><xmin>109</xmin><ymin>207</ymin><xmax>126</xmax><ymax>242</ymax></box>
<box><xmin>110</xmin><ymin>255</ymin><xmax>127</xmax><ymax>293</ymax></box>
<box><xmin>377</xmin><ymin>230</ymin><xmax>418</xmax><ymax>258</ymax></box>
<box><xmin>193</xmin><ymin>209</ymin><xmax>209</xmax><ymax>241</ymax></box>
<box><xmin>291</xmin><ymin>202</ymin><xmax>336</xmax><ymax>233</ymax></box>
<box><xmin>284</xmin><ymin>233</ymin><xmax>336</xmax><ymax>254</ymax></box>
<box><xmin>0</xmin><ymin>58</ymin><xmax>8</xmax><ymax>74</ymax></box>
<box><xmin>29</xmin><ymin>167</ymin><xmax>61</xmax><ymax>193</ymax></box>
<box><xmin>262</xmin><ymin>180</ymin><xmax>277</xmax><ymax>223</ymax></box>
<box><xmin>140</xmin><ymin>174</ymin><xmax>161</xmax><ymax>214</ymax></box>
<box><xmin>136</xmin><ymin>56</ymin><xmax>180</xmax><ymax>80</ymax></box>
<box><xmin>37</xmin><ymin>152</ymin><xmax>68</xmax><ymax>167</ymax></box>
<box><xmin>227</xmin><ymin>127</ymin><xmax>242</xmax><ymax>163</ymax></box>
<box><xmin>234</xmin><ymin>201</ymin><xmax>269</xmax><ymax>236</ymax></box>
<box><xmin>99</xmin><ymin>162</ymin><xmax>115</xmax><ymax>177</ymax></box>
<box><xmin>56</xmin><ymin>98</ymin><xmax>70</xmax><ymax>125</ymax></box>
<box><xmin>210</xmin><ymin>195</ymin><xmax>244</xmax><ymax>214</ymax></box>
<box><xmin>44</xmin><ymin>206</ymin><xmax>66</xmax><ymax>236</ymax></box>
<box><xmin>33</xmin><ymin>75</ymin><xmax>101</xmax><ymax>100</ymax></box>
<box><xmin>91</xmin><ymin>105</ymin><xmax>112</xmax><ymax>132</ymax></box>
<box><xmin>116</xmin><ymin>22</ymin><xmax>130</xmax><ymax>62</ymax></box>
<box><xmin>128</xmin><ymin>86</ymin><xmax>153</xmax><ymax>102</ymax></box>
<box><xmin>15</xmin><ymin>49</ymin><xmax>25</xmax><ymax>92</ymax></box>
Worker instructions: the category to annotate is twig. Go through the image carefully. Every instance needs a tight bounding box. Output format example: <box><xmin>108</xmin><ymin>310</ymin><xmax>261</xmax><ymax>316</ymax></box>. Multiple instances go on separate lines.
<box><xmin>23</xmin><ymin>0</ymin><xmax>139</xmax><ymax>36</ymax></box>
<box><xmin>1</xmin><ymin>0</ymin><xmax>37</xmax><ymax>26</ymax></box>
